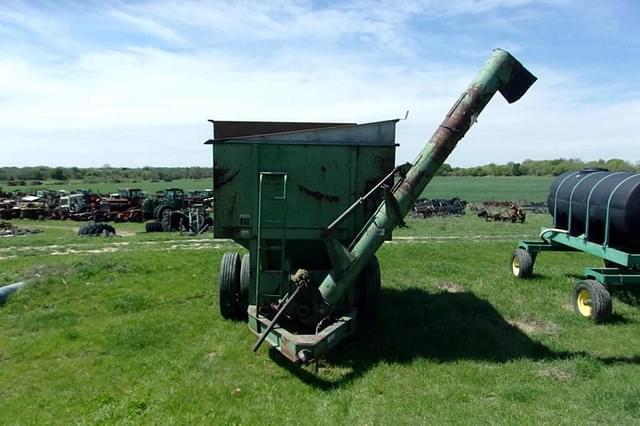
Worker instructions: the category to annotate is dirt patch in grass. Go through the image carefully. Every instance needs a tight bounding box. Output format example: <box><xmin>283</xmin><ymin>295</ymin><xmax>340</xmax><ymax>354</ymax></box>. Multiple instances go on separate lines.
<box><xmin>435</xmin><ymin>281</ymin><xmax>465</xmax><ymax>293</ymax></box>
<box><xmin>537</xmin><ymin>366</ymin><xmax>572</xmax><ymax>382</ymax></box>
<box><xmin>509</xmin><ymin>317</ymin><xmax>559</xmax><ymax>335</ymax></box>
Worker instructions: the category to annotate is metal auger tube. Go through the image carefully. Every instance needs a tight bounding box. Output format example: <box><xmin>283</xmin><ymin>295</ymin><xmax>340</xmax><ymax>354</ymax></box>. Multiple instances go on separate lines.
<box><xmin>317</xmin><ymin>48</ymin><xmax>537</xmax><ymax>308</ymax></box>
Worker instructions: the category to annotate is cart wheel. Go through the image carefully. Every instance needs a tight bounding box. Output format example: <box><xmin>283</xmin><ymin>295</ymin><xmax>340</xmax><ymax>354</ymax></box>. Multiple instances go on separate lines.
<box><xmin>237</xmin><ymin>254</ymin><xmax>250</xmax><ymax>320</ymax></box>
<box><xmin>572</xmin><ymin>280</ymin><xmax>612</xmax><ymax>323</ymax></box>
<box><xmin>357</xmin><ymin>255</ymin><xmax>381</xmax><ymax>320</ymax></box>
<box><xmin>219</xmin><ymin>252</ymin><xmax>241</xmax><ymax>320</ymax></box>
<box><xmin>511</xmin><ymin>248</ymin><xmax>534</xmax><ymax>278</ymax></box>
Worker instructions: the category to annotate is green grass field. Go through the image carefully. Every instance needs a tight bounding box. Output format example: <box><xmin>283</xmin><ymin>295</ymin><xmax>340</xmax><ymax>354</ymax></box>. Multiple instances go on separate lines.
<box><xmin>12</xmin><ymin>175</ymin><xmax>554</xmax><ymax>202</ymax></box>
<box><xmin>1</xmin><ymin>213</ymin><xmax>639</xmax><ymax>424</ymax></box>
<box><xmin>422</xmin><ymin>176</ymin><xmax>554</xmax><ymax>202</ymax></box>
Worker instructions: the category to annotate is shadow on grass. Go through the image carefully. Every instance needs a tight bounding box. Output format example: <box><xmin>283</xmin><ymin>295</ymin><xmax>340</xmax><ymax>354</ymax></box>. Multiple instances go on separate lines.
<box><xmin>612</xmin><ymin>286</ymin><xmax>640</xmax><ymax>308</ymax></box>
<box><xmin>271</xmin><ymin>287</ymin><xmax>640</xmax><ymax>390</ymax></box>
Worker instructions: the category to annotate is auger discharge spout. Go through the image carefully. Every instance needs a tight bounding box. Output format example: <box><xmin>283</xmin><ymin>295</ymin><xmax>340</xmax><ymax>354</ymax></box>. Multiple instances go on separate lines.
<box><xmin>317</xmin><ymin>48</ymin><xmax>537</xmax><ymax>309</ymax></box>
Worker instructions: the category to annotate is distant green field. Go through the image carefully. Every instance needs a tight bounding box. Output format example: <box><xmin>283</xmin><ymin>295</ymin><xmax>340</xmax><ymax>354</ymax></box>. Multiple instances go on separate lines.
<box><xmin>422</xmin><ymin>176</ymin><xmax>554</xmax><ymax>202</ymax></box>
<box><xmin>9</xmin><ymin>175</ymin><xmax>554</xmax><ymax>202</ymax></box>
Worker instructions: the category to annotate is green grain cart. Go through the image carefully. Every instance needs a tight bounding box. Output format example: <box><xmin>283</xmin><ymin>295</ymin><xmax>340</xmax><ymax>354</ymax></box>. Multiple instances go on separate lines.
<box><xmin>207</xmin><ymin>49</ymin><xmax>537</xmax><ymax>364</ymax></box>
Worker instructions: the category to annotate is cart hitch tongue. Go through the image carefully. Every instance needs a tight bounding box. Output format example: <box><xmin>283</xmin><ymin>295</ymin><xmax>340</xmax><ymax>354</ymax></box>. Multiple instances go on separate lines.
<box><xmin>252</xmin><ymin>269</ymin><xmax>310</xmax><ymax>352</ymax></box>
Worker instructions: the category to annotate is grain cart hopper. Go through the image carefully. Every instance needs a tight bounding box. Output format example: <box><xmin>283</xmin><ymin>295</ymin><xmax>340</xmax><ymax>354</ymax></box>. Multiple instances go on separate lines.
<box><xmin>512</xmin><ymin>169</ymin><xmax>640</xmax><ymax>322</ymax></box>
<box><xmin>208</xmin><ymin>49</ymin><xmax>536</xmax><ymax>364</ymax></box>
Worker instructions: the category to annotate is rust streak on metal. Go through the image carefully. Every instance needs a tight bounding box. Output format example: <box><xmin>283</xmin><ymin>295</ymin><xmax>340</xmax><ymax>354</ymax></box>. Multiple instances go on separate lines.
<box><xmin>299</xmin><ymin>185</ymin><xmax>339</xmax><ymax>202</ymax></box>
<box><xmin>213</xmin><ymin>168</ymin><xmax>239</xmax><ymax>189</ymax></box>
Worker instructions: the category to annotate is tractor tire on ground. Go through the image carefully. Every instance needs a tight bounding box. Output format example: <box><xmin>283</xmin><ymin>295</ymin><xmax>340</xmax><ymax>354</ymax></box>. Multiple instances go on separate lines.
<box><xmin>238</xmin><ymin>254</ymin><xmax>250</xmax><ymax>320</ymax></box>
<box><xmin>357</xmin><ymin>255</ymin><xmax>381</xmax><ymax>320</ymax></box>
<box><xmin>219</xmin><ymin>252</ymin><xmax>241</xmax><ymax>320</ymax></box>
<box><xmin>572</xmin><ymin>279</ymin><xmax>612</xmax><ymax>323</ymax></box>
<box><xmin>78</xmin><ymin>222</ymin><xmax>115</xmax><ymax>236</ymax></box>
<box><xmin>156</xmin><ymin>205</ymin><xmax>171</xmax><ymax>221</ymax></box>
<box><xmin>160</xmin><ymin>209</ymin><xmax>173</xmax><ymax>232</ymax></box>
<box><xmin>99</xmin><ymin>223</ymin><xmax>115</xmax><ymax>235</ymax></box>
<box><xmin>145</xmin><ymin>221</ymin><xmax>163</xmax><ymax>233</ymax></box>
<box><xmin>511</xmin><ymin>248</ymin><xmax>534</xmax><ymax>278</ymax></box>
<box><xmin>77</xmin><ymin>223</ymin><xmax>95</xmax><ymax>235</ymax></box>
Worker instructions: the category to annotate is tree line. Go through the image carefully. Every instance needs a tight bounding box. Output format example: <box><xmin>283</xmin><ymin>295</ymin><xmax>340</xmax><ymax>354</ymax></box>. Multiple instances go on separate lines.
<box><xmin>0</xmin><ymin>158</ymin><xmax>636</xmax><ymax>184</ymax></box>
<box><xmin>0</xmin><ymin>166</ymin><xmax>212</xmax><ymax>185</ymax></box>
<box><xmin>437</xmin><ymin>158</ymin><xmax>637</xmax><ymax>177</ymax></box>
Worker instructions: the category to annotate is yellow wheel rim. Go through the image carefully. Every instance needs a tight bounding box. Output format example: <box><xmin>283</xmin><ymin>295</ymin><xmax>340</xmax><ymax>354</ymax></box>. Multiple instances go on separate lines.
<box><xmin>512</xmin><ymin>256</ymin><xmax>520</xmax><ymax>275</ymax></box>
<box><xmin>576</xmin><ymin>289</ymin><xmax>592</xmax><ymax>317</ymax></box>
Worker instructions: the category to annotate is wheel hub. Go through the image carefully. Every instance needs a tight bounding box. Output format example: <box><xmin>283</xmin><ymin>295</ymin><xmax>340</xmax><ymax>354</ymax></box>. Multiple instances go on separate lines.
<box><xmin>576</xmin><ymin>289</ymin><xmax>592</xmax><ymax>317</ymax></box>
<box><xmin>512</xmin><ymin>257</ymin><xmax>520</xmax><ymax>275</ymax></box>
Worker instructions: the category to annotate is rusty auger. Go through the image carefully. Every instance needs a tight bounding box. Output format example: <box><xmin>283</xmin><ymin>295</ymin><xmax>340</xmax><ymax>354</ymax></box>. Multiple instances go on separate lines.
<box><xmin>314</xmin><ymin>49</ymin><xmax>537</xmax><ymax>317</ymax></box>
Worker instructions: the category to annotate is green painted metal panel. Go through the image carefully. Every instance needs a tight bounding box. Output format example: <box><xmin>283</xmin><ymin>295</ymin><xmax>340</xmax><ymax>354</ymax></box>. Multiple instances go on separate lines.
<box><xmin>212</xmin><ymin>122</ymin><xmax>396</xmax><ymax>250</ymax></box>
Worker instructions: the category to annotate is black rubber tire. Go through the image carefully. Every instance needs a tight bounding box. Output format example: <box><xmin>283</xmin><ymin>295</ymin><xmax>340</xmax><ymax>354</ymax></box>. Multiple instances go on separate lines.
<box><xmin>90</xmin><ymin>223</ymin><xmax>115</xmax><ymax>235</ymax></box>
<box><xmin>145</xmin><ymin>221</ymin><xmax>163</xmax><ymax>233</ymax></box>
<box><xmin>156</xmin><ymin>205</ymin><xmax>171</xmax><ymax>222</ymax></box>
<box><xmin>237</xmin><ymin>254</ymin><xmax>250</xmax><ymax>320</ymax></box>
<box><xmin>219</xmin><ymin>252</ymin><xmax>241</xmax><ymax>320</ymax></box>
<box><xmin>160</xmin><ymin>209</ymin><xmax>172</xmax><ymax>232</ymax></box>
<box><xmin>152</xmin><ymin>205</ymin><xmax>162</xmax><ymax>220</ymax></box>
<box><xmin>511</xmin><ymin>248</ymin><xmax>534</xmax><ymax>279</ymax></box>
<box><xmin>572</xmin><ymin>279</ymin><xmax>612</xmax><ymax>323</ymax></box>
<box><xmin>97</xmin><ymin>224</ymin><xmax>116</xmax><ymax>235</ymax></box>
<box><xmin>357</xmin><ymin>255</ymin><xmax>381</xmax><ymax>320</ymax></box>
<box><xmin>77</xmin><ymin>223</ymin><xmax>94</xmax><ymax>235</ymax></box>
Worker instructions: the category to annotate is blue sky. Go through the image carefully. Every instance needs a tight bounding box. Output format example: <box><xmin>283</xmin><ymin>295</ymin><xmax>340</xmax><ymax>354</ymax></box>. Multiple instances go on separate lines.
<box><xmin>1</xmin><ymin>0</ymin><xmax>639</xmax><ymax>167</ymax></box>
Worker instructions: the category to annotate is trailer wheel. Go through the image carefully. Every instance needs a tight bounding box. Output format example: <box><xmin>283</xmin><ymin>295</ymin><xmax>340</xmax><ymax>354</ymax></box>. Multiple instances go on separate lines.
<box><xmin>237</xmin><ymin>254</ymin><xmax>250</xmax><ymax>320</ymax></box>
<box><xmin>511</xmin><ymin>249</ymin><xmax>534</xmax><ymax>278</ymax></box>
<box><xmin>219</xmin><ymin>252</ymin><xmax>241</xmax><ymax>320</ymax></box>
<box><xmin>358</xmin><ymin>255</ymin><xmax>381</xmax><ymax>320</ymax></box>
<box><xmin>573</xmin><ymin>280</ymin><xmax>612</xmax><ymax>323</ymax></box>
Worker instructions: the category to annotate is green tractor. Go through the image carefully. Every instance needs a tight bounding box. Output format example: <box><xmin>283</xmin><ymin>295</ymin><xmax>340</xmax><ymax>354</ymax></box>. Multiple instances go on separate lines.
<box><xmin>142</xmin><ymin>188</ymin><xmax>185</xmax><ymax>221</ymax></box>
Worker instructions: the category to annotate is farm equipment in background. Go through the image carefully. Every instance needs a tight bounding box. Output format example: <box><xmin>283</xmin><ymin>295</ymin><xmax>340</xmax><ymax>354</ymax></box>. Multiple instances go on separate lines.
<box><xmin>187</xmin><ymin>189</ymin><xmax>214</xmax><ymax>208</ymax></box>
<box><xmin>144</xmin><ymin>205</ymin><xmax>213</xmax><ymax>233</ymax></box>
<box><xmin>97</xmin><ymin>188</ymin><xmax>144</xmax><ymax>222</ymax></box>
<box><xmin>142</xmin><ymin>188</ymin><xmax>186</xmax><ymax>221</ymax></box>
<box><xmin>520</xmin><ymin>201</ymin><xmax>547</xmax><ymax>214</ymax></box>
<box><xmin>477</xmin><ymin>203</ymin><xmax>526</xmax><ymax>223</ymax></box>
<box><xmin>142</xmin><ymin>188</ymin><xmax>213</xmax><ymax>233</ymax></box>
<box><xmin>413</xmin><ymin>197</ymin><xmax>467</xmax><ymax>217</ymax></box>
<box><xmin>0</xmin><ymin>221</ymin><xmax>41</xmax><ymax>237</ymax></box>
<box><xmin>512</xmin><ymin>169</ymin><xmax>640</xmax><ymax>322</ymax></box>
<box><xmin>0</xmin><ymin>185</ymin><xmax>211</xmax><ymax>226</ymax></box>
<box><xmin>18</xmin><ymin>196</ymin><xmax>46</xmax><ymax>219</ymax></box>
<box><xmin>209</xmin><ymin>49</ymin><xmax>536</xmax><ymax>364</ymax></box>
<box><xmin>0</xmin><ymin>199</ymin><xmax>19</xmax><ymax>220</ymax></box>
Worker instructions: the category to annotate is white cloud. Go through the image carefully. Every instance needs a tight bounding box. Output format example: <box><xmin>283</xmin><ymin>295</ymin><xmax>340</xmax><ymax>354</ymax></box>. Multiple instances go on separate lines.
<box><xmin>109</xmin><ymin>9</ymin><xmax>184</xmax><ymax>44</ymax></box>
<box><xmin>0</xmin><ymin>0</ymin><xmax>638</xmax><ymax>167</ymax></box>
